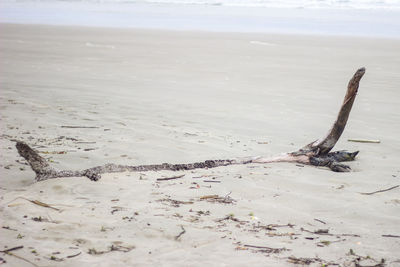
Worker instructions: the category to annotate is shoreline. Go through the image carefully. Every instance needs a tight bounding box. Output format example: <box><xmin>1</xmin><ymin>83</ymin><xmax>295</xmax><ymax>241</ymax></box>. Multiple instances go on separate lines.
<box><xmin>1</xmin><ymin>1</ymin><xmax>400</xmax><ymax>39</ymax></box>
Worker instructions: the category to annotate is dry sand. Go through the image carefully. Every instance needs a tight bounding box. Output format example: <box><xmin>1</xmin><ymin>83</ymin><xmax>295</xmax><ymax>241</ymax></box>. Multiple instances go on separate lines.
<box><xmin>0</xmin><ymin>23</ymin><xmax>399</xmax><ymax>266</ymax></box>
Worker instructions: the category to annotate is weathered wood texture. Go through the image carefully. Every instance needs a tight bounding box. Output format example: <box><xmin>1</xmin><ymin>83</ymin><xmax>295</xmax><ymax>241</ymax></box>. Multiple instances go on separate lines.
<box><xmin>306</xmin><ymin>67</ymin><xmax>366</xmax><ymax>154</ymax></box>
<box><xmin>16</xmin><ymin>68</ymin><xmax>366</xmax><ymax>181</ymax></box>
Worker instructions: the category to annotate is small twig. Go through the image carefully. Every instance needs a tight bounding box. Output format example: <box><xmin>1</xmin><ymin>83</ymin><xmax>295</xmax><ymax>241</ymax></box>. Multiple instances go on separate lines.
<box><xmin>301</xmin><ymin>227</ymin><xmax>360</xmax><ymax>237</ymax></box>
<box><xmin>88</xmin><ymin>245</ymin><xmax>134</xmax><ymax>255</ymax></box>
<box><xmin>8</xmin><ymin>197</ymin><xmax>61</xmax><ymax>211</ymax></box>
<box><xmin>255</xmin><ymin>223</ymin><xmax>295</xmax><ymax>231</ymax></box>
<box><xmin>156</xmin><ymin>174</ymin><xmax>185</xmax><ymax>181</ymax></box>
<box><xmin>314</xmin><ymin>218</ymin><xmax>327</xmax><ymax>224</ymax></box>
<box><xmin>348</xmin><ymin>139</ymin><xmax>380</xmax><ymax>143</ymax></box>
<box><xmin>7</xmin><ymin>197</ymin><xmax>61</xmax><ymax>211</ymax></box>
<box><xmin>175</xmin><ymin>226</ymin><xmax>186</xmax><ymax>240</ymax></box>
<box><xmin>341</xmin><ymin>233</ymin><xmax>361</xmax><ymax>237</ymax></box>
<box><xmin>288</xmin><ymin>256</ymin><xmax>323</xmax><ymax>265</ymax></box>
<box><xmin>243</xmin><ymin>244</ymin><xmax>275</xmax><ymax>249</ymax></box>
<box><xmin>157</xmin><ymin>198</ymin><xmax>194</xmax><ymax>207</ymax></box>
<box><xmin>2</xmin><ymin>226</ymin><xmax>18</xmax><ymax>231</ymax></box>
<box><xmin>200</xmin><ymin>195</ymin><xmax>219</xmax><ymax>200</ymax></box>
<box><xmin>314</xmin><ymin>229</ymin><xmax>330</xmax><ymax>234</ymax></box>
<box><xmin>360</xmin><ymin>185</ymin><xmax>399</xmax><ymax>195</ymax></box>
<box><xmin>243</xmin><ymin>244</ymin><xmax>286</xmax><ymax>253</ymax></box>
<box><xmin>382</xmin><ymin>234</ymin><xmax>400</xmax><ymax>238</ymax></box>
<box><xmin>203</xmin><ymin>180</ymin><xmax>221</xmax><ymax>183</ymax></box>
<box><xmin>66</xmin><ymin>251</ymin><xmax>82</xmax><ymax>258</ymax></box>
<box><xmin>216</xmin><ymin>214</ymin><xmax>246</xmax><ymax>223</ymax></box>
<box><xmin>0</xmin><ymin>246</ymin><xmax>23</xmax><ymax>253</ymax></box>
<box><xmin>110</xmin><ymin>245</ymin><xmax>134</xmax><ymax>253</ymax></box>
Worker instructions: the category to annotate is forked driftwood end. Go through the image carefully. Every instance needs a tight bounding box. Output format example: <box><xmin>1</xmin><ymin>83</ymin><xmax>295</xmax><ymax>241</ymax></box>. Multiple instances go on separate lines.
<box><xmin>15</xmin><ymin>68</ymin><xmax>366</xmax><ymax>181</ymax></box>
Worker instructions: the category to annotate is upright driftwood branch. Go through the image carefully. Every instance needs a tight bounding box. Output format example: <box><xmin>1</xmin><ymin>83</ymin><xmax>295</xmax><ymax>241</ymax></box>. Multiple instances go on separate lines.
<box><xmin>305</xmin><ymin>67</ymin><xmax>366</xmax><ymax>154</ymax></box>
<box><xmin>15</xmin><ymin>68</ymin><xmax>366</xmax><ymax>182</ymax></box>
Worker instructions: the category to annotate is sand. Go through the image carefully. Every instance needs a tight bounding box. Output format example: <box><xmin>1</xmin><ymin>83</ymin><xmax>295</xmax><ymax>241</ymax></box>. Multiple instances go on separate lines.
<box><xmin>0</xmin><ymin>23</ymin><xmax>399</xmax><ymax>266</ymax></box>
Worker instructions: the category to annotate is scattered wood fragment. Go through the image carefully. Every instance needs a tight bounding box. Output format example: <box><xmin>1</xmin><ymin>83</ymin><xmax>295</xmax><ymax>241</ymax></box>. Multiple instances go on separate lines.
<box><xmin>314</xmin><ymin>229</ymin><xmax>330</xmax><ymax>234</ymax></box>
<box><xmin>300</xmin><ymin>227</ymin><xmax>360</xmax><ymax>238</ymax></box>
<box><xmin>200</xmin><ymin>195</ymin><xmax>219</xmax><ymax>200</ymax></box>
<box><xmin>28</xmin><ymin>199</ymin><xmax>60</xmax><ymax>211</ymax></box>
<box><xmin>254</xmin><ymin>223</ymin><xmax>295</xmax><ymax>231</ymax></box>
<box><xmin>314</xmin><ymin>218</ymin><xmax>327</xmax><ymax>224</ymax></box>
<box><xmin>203</xmin><ymin>180</ymin><xmax>221</xmax><ymax>183</ymax></box>
<box><xmin>265</xmin><ymin>232</ymin><xmax>298</xmax><ymax>237</ymax></box>
<box><xmin>66</xmin><ymin>252</ymin><xmax>82</xmax><ymax>258</ymax></box>
<box><xmin>157</xmin><ymin>198</ymin><xmax>194</xmax><ymax>207</ymax></box>
<box><xmin>192</xmin><ymin>174</ymin><xmax>222</xmax><ymax>179</ymax></box>
<box><xmin>340</xmin><ymin>233</ymin><xmax>361</xmax><ymax>237</ymax></box>
<box><xmin>175</xmin><ymin>226</ymin><xmax>186</xmax><ymax>240</ymax></box>
<box><xmin>382</xmin><ymin>234</ymin><xmax>400</xmax><ymax>238</ymax></box>
<box><xmin>317</xmin><ymin>239</ymin><xmax>346</xmax><ymax>247</ymax></box>
<box><xmin>88</xmin><ymin>244</ymin><xmax>134</xmax><ymax>255</ymax></box>
<box><xmin>200</xmin><ymin>195</ymin><xmax>236</xmax><ymax>204</ymax></box>
<box><xmin>348</xmin><ymin>139</ymin><xmax>381</xmax><ymax>143</ymax></box>
<box><xmin>156</xmin><ymin>174</ymin><xmax>185</xmax><ymax>181</ymax></box>
<box><xmin>243</xmin><ymin>244</ymin><xmax>287</xmax><ymax>253</ymax></box>
<box><xmin>301</xmin><ymin>227</ymin><xmax>332</xmax><ymax>235</ymax></box>
<box><xmin>2</xmin><ymin>226</ymin><xmax>18</xmax><ymax>231</ymax></box>
<box><xmin>0</xmin><ymin>246</ymin><xmax>24</xmax><ymax>253</ymax></box>
<box><xmin>7</xmin><ymin>197</ymin><xmax>61</xmax><ymax>211</ymax></box>
<box><xmin>360</xmin><ymin>185</ymin><xmax>399</xmax><ymax>195</ymax></box>
<box><xmin>287</xmin><ymin>256</ymin><xmax>326</xmax><ymax>265</ymax></box>
<box><xmin>31</xmin><ymin>216</ymin><xmax>59</xmax><ymax>224</ymax></box>
<box><xmin>216</xmin><ymin>214</ymin><xmax>246</xmax><ymax>223</ymax></box>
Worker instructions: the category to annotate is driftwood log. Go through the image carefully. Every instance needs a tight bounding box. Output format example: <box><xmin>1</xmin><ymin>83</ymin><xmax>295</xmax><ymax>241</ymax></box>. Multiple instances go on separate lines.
<box><xmin>16</xmin><ymin>68</ymin><xmax>366</xmax><ymax>182</ymax></box>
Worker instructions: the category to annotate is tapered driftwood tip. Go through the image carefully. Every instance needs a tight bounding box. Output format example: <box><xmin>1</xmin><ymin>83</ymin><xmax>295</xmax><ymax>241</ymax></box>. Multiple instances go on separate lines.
<box><xmin>355</xmin><ymin>67</ymin><xmax>366</xmax><ymax>78</ymax></box>
<box><xmin>15</xmin><ymin>141</ymin><xmax>50</xmax><ymax>172</ymax></box>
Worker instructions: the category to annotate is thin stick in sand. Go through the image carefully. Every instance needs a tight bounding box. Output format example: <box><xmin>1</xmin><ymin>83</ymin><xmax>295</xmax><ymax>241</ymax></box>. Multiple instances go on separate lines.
<box><xmin>360</xmin><ymin>185</ymin><xmax>399</xmax><ymax>195</ymax></box>
<box><xmin>348</xmin><ymin>139</ymin><xmax>381</xmax><ymax>143</ymax></box>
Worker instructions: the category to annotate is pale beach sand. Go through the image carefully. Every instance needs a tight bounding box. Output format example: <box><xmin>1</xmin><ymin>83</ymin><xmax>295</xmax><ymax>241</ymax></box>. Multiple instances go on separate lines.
<box><xmin>0</xmin><ymin>23</ymin><xmax>399</xmax><ymax>266</ymax></box>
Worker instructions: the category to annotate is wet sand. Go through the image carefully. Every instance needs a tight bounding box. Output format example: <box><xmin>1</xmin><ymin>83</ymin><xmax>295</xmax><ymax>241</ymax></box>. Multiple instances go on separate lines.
<box><xmin>0</xmin><ymin>23</ymin><xmax>399</xmax><ymax>266</ymax></box>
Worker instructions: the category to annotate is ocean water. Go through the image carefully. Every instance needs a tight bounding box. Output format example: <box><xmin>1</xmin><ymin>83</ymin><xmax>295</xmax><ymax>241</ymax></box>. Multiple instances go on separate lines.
<box><xmin>1</xmin><ymin>0</ymin><xmax>400</xmax><ymax>38</ymax></box>
<box><xmin>4</xmin><ymin>0</ymin><xmax>400</xmax><ymax>9</ymax></box>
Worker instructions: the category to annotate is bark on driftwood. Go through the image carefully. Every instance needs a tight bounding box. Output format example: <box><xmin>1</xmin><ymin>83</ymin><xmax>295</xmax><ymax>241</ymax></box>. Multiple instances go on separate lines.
<box><xmin>16</xmin><ymin>68</ymin><xmax>366</xmax><ymax>182</ymax></box>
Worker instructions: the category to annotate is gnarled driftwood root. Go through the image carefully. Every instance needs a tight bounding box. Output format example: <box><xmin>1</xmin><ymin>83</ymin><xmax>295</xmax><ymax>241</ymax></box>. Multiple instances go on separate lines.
<box><xmin>15</xmin><ymin>68</ymin><xmax>366</xmax><ymax>181</ymax></box>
